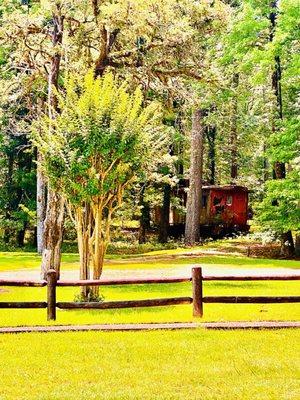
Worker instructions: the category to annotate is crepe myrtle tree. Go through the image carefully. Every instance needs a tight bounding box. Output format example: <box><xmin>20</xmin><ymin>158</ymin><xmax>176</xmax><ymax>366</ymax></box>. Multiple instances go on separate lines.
<box><xmin>32</xmin><ymin>70</ymin><xmax>170</xmax><ymax>299</ymax></box>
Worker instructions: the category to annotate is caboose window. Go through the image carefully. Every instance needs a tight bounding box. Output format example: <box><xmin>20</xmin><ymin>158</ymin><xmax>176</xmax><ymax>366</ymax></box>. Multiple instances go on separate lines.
<box><xmin>213</xmin><ymin>196</ymin><xmax>221</xmax><ymax>206</ymax></box>
<box><xmin>202</xmin><ymin>195</ymin><xmax>207</xmax><ymax>208</ymax></box>
<box><xmin>226</xmin><ymin>195</ymin><xmax>233</xmax><ymax>206</ymax></box>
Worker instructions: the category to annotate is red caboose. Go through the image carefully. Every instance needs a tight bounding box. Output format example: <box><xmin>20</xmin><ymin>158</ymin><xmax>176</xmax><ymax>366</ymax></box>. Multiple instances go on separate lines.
<box><xmin>201</xmin><ymin>185</ymin><xmax>249</xmax><ymax>233</ymax></box>
<box><xmin>169</xmin><ymin>184</ymin><xmax>249</xmax><ymax>237</ymax></box>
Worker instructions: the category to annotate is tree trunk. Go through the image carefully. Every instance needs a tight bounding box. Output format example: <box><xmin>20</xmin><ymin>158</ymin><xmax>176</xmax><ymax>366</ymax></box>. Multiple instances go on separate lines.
<box><xmin>295</xmin><ymin>235</ymin><xmax>300</xmax><ymax>257</ymax></box>
<box><xmin>206</xmin><ymin>125</ymin><xmax>216</xmax><ymax>185</ymax></box>
<box><xmin>36</xmin><ymin>152</ymin><xmax>47</xmax><ymax>254</ymax></box>
<box><xmin>48</xmin><ymin>11</ymin><xmax>64</xmax><ymax>116</ymax></box>
<box><xmin>41</xmin><ymin>7</ymin><xmax>65</xmax><ymax>277</ymax></box>
<box><xmin>280</xmin><ymin>231</ymin><xmax>295</xmax><ymax>258</ymax></box>
<box><xmin>91</xmin><ymin>241</ymin><xmax>107</xmax><ymax>298</ymax></box>
<box><xmin>269</xmin><ymin>1</ymin><xmax>293</xmax><ymax>256</ymax></box>
<box><xmin>158</xmin><ymin>184</ymin><xmax>171</xmax><ymax>243</ymax></box>
<box><xmin>90</xmin><ymin>206</ymin><xmax>108</xmax><ymax>298</ymax></box>
<box><xmin>17</xmin><ymin>225</ymin><xmax>26</xmax><ymax>247</ymax></box>
<box><xmin>270</xmin><ymin>1</ymin><xmax>284</xmax><ymax>179</ymax></box>
<box><xmin>263</xmin><ymin>142</ymin><xmax>269</xmax><ymax>182</ymax></box>
<box><xmin>138</xmin><ymin>185</ymin><xmax>150</xmax><ymax>244</ymax></box>
<box><xmin>3</xmin><ymin>151</ymin><xmax>14</xmax><ymax>244</ymax></box>
<box><xmin>230</xmin><ymin>73</ymin><xmax>239</xmax><ymax>182</ymax></box>
<box><xmin>41</xmin><ymin>189</ymin><xmax>65</xmax><ymax>279</ymax></box>
<box><xmin>185</xmin><ymin>109</ymin><xmax>204</xmax><ymax>245</ymax></box>
<box><xmin>76</xmin><ymin>204</ymin><xmax>92</xmax><ymax>300</ymax></box>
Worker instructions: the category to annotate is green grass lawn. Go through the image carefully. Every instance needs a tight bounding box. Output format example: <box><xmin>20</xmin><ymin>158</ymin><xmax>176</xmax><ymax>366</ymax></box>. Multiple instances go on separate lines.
<box><xmin>0</xmin><ymin>329</ymin><xmax>299</xmax><ymax>400</ymax></box>
<box><xmin>0</xmin><ymin>252</ymin><xmax>79</xmax><ymax>271</ymax></box>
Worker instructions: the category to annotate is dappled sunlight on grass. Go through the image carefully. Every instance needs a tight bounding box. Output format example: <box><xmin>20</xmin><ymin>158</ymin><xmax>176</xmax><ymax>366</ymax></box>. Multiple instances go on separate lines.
<box><xmin>0</xmin><ymin>252</ymin><xmax>79</xmax><ymax>272</ymax></box>
<box><xmin>0</xmin><ymin>251</ymin><xmax>299</xmax><ymax>273</ymax></box>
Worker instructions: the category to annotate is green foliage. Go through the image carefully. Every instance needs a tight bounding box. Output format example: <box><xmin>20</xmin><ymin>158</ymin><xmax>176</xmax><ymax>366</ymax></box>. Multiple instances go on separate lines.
<box><xmin>257</xmin><ymin>171</ymin><xmax>300</xmax><ymax>234</ymax></box>
<box><xmin>32</xmin><ymin>70</ymin><xmax>169</xmax><ymax>206</ymax></box>
<box><xmin>0</xmin><ymin>132</ymin><xmax>36</xmax><ymax>245</ymax></box>
<box><xmin>254</xmin><ymin>0</ymin><xmax>300</xmax><ymax>237</ymax></box>
<box><xmin>221</xmin><ymin>1</ymin><xmax>269</xmax><ymax>68</ymax></box>
<box><xmin>0</xmin><ymin>0</ymin><xmax>299</xmax><ymax>248</ymax></box>
<box><xmin>201</xmin><ymin>0</ymin><xmax>299</xmax><ymax>241</ymax></box>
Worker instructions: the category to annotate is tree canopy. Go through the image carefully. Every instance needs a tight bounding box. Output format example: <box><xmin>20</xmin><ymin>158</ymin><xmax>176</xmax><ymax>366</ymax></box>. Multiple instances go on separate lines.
<box><xmin>0</xmin><ymin>0</ymin><xmax>298</xmax><ymax>264</ymax></box>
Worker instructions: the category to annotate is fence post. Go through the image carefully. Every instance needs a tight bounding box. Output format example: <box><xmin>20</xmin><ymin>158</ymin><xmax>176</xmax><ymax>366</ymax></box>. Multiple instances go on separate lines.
<box><xmin>47</xmin><ymin>269</ymin><xmax>57</xmax><ymax>321</ymax></box>
<box><xmin>192</xmin><ymin>267</ymin><xmax>203</xmax><ymax>317</ymax></box>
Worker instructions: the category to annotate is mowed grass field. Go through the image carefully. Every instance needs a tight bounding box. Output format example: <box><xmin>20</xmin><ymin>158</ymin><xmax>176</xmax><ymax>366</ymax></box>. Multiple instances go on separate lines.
<box><xmin>0</xmin><ymin>251</ymin><xmax>299</xmax><ymax>326</ymax></box>
<box><xmin>0</xmin><ymin>329</ymin><xmax>299</xmax><ymax>400</ymax></box>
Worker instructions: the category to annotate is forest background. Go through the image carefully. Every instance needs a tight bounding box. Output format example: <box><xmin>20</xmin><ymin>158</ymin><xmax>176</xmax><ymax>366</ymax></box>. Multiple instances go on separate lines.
<box><xmin>0</xmin><ymin>0</ymin><xmax>299</xmax><ymax>270</ymax></box>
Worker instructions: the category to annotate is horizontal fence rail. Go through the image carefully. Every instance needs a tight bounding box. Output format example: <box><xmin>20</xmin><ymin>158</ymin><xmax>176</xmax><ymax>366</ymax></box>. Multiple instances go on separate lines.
<box><xmin>202</xmin><ymin>275</ymin><xmax>300</xmax><ymax>281</ymax></box>
<box><xmin>56</xmin><ymin>277</ymin><xmax>191</xmax><ymax>286</ymax></box>
<box><xmin>0</xmin><ymin>279</ymin><xmax>46</xmax><ymax>287</ymax></box>
<box><xmin>203</xmin><ymin>296</ymin><xmax>300</xmax><ymax>303</ymax></box>
<box><xmin>0</xmin><ymin>302</ymin><xmax>47</xmax><ymax>309</ymax></box>
<box><xmin>57</xmin><ymin>297</ymin><xmax>193</xmax><ymax>310</ymax></box>
<box><xmin>0</xmin><ymin>268</ymin><xmax>299</xmax><ymax>321</ymax></box>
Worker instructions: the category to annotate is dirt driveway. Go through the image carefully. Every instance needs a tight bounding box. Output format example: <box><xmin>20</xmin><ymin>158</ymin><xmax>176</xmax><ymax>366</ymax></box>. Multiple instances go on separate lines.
<box><xmin>0</xmin><ymin>264</ymin><xmax>298</xmax><ymax>281</ymax></box>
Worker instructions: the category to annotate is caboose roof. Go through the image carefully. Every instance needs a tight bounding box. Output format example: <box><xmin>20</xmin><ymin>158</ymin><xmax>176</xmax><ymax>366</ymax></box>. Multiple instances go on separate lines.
<box><xmin>176</xmin><ymin>180</ymin><xmax>249</xmax><ymax>193</ymax></box>
<box><xmin>202</xmin><ymin>185</ymin><xmax>248</xmax><ymax>192</ymax></box>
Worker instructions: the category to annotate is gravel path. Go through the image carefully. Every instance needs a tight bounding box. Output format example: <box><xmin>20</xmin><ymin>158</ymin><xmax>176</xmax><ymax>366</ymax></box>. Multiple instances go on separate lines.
<box><xmin>0</xmin><ymin>264</ymin><xmax>299</xmax><ymax>280</ymax></box>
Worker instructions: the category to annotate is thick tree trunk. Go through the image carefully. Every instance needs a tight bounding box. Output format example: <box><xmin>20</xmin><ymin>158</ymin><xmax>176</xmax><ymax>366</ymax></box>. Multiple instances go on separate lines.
<box><xmin>41</xmin><ymin>189</ymin><xmax>65</xmax><ymax>279</ymax></box>
<box><xmin>158</xmin><ymin>184</ymin><xmax>171</xmax><ymax>243</ymax></box>
<box><xmin>280</xmin><ymin>231</ymin><xmax>295</xmax><ymax>258</ymax></box>
<box><xmin>230</xmin><ymin>73</ymin><xmax>239</xmax><ymax>182</ymax></box>
<box><xmin>185</xmin><ymin>109</ymin><xmax>204</xmax><ymax>245</ymax></box>
<box><xmin>41</xmin><ymin>7</ymin><xmax>65</xmax><ymax>277</ymax></box>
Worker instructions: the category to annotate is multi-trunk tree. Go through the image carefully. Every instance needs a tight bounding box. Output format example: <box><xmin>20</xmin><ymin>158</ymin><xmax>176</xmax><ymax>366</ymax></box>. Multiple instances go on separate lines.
<box><xmin>33</xmin><ymin>71</ymin><xmax>169</xmax><ymax>298</ymax></box>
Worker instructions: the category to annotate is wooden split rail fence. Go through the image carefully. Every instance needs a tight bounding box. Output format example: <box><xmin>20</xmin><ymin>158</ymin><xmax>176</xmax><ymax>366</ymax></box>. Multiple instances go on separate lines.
<box><xmin>0</xmin><ymin>267</ymin><xmax>299</xmax><ymax>321</ymax></box>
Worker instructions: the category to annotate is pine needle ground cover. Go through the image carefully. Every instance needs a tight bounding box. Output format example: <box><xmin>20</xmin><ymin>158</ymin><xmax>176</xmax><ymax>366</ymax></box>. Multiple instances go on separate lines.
<box><xmin>0</xmin><ymin>329</ymin><xmax>299</xmax><ymax>400</ymax></box>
